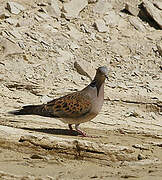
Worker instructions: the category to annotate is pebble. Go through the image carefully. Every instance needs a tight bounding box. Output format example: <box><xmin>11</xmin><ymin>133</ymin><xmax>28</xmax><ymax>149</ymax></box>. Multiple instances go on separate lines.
<box><xmin>154</xmin><ymin>1</ymin><xmax>162</xmax><ymax>10</ymax></box>
<box><xmin>63</xmin><ymin>0</ymin><xmax>88</xmax><ymax>19</ymax></box>
<box><xmin>143</xmin><ymin>0</ymin><xmax>162</xmax><ymax>29</ymax></box>
<box><xmin>103</xmin><ymin>11</ymin><xmax>121</xmax><ymax>27</ymax></box>
<box><xmin>156</xmin><ymin>41</ymin><xmax>162</xmax><ymax>56</ymax></box>
<box><xmin>5</xmin><ymin>18</ymin><xmax>18</xmax><ymax>26</ymax></box>
<box><xmin>67</xmin><ymin>25</ymin><xmax>83</xmax><ymax>41</ymax></box>
<box><xmin>129</xmin><ymin>17</ymin><xmax>145</xmax><ymax>32</ymax></box>
<box><xmin>138</xmin><ymin>154</ymin><xmax>145</xmax><ymax>160</ymax></box>
<box><xmin>94</xmin><ymin>19</ymin><xmax>108</xmax><ymax>33</ymax></box>
<box><xmin>0</xmin><ymin>38</ymin><xmax>23</xmax><ymax>56</ymax></box>
<box><xmin>125</xmin><ymin>3</ymin><xmax>139</xmax><ymax>16</ymax></box>
<box><xmin>6</xmin><ymin>1</ymin><xmax>25</xmax><ymax>15</ymax></box>
<box><xmin>46</xmin><ymin>0</ymin><xmax>61</xmax><ymax>18</ymax></box>
<box><xmin>93</xmin><ymin>0</ymin><xmax>113</xmax><ymax>15</ymax></box>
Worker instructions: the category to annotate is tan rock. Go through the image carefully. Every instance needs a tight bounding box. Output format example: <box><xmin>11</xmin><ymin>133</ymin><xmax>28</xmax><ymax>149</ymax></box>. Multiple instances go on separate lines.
<box><xmin>94</xmin><ymin>19</ymin><xmax>108</xmax><ymax>32</ymax></box>
<box><xmin>67</xmin><ymin>25</ymin><xmax>83</xmax><ymax>41</ymax></box>
<box><xmin>46</xmin><ymin>0</ymin><xmax>61</xmax><ymax>18</ymax></box>
<box><xmin>5</xmin><ymin>17</ymin><xmax>18</xmax><ymax>26</ymax></box>
<box><xmin>125</xmin><ymin>3</ymin><xmax>139</xmax><ymax>16</ymax></box>
<box><xmin>6</xmin><ymin>1</ymin><xmax>25</xmax><ymax>15</ymax></box>
<box><xmin>8</xmin><ymin>29</ymin><xmax>22</xmax><ymax>39</ymax></box>
<box><xmin>103</xmin><ymin>11</ymin><xmax>121</xmax><ymax>27</ymax></box>
<box><xmin>93</xmin><ymin>0</ymin><xmax>113</xmax><ymax>15</ymax></box>
<box><xmin>88</xmin><ymin>0</ymin><xmax>97</xmax><ymax>3</ymax></box>
<box><xmin>0</xmin><ymin>38</ymin><xmax>23</xmax><ymax>57</ymax></box>
<box><xmin>143</xmin><ymin>0</ymin><xmax>162</xmax><ymax>29</ymax></box>
<box><xmin>0</xmin><ymin>7</ymin><xmax>6</xmax><ymax>19</ymax></box>
<box><xmin>63</xmin><ymin>0</ymin><xmax>88</xmax><ymax>19</ymax></box>
<box><xmin>154</xmin><ymin>1</ymin><xmax>162</xmax><ymax>10</ymax></box>
<box><xmin>129</xmin><ymin>16</ymin><xmax>145</xmax><ymax>32</ymax></box>
<box><xmin>17</xmin><ymin>18</ymin><xmax>33</xmax><ymax>27</ymax></box>
<box><xmin>157</xmin><ymin>40</ymin><xmax>162</xmax><ymax>56</ymax></box>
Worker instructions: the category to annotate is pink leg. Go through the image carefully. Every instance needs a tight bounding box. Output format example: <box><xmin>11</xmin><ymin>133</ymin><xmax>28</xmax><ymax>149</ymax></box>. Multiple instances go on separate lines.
<box><xmin>75</xmin><ymin>124</ymin><xmax>88</xmax><ymax>137</ymax></box>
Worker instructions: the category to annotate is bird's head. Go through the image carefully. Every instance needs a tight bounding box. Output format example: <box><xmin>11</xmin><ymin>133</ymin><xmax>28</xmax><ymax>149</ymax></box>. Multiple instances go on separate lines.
<box><xmin>96</xmin><ymin>66</ymin><xmax>108</xmax><ymax>81</ymax></box>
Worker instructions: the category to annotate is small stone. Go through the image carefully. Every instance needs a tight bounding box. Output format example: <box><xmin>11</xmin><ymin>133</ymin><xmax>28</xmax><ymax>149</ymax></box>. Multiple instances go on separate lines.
<box><xmin>142</xmin><ymin>0</ymin><xmax>162</xmax><ymax>29</ymax></box>
<box><xmin>69</xmin><ymin>42</ymin><xmax>80</xmax><ymax>51</ymax></box>
<box><xmin>95</xmin><ymin>34</ymin><xmax>102</xmax><ymax>41</ymax></box>
<box><xmin>63</xmin><ymin>0</ymin><xmax>88</xmax><ymax>19</ymax></box>
<box><xmin>74</xmin><ymin>60</ymin><xmax>95</xmax><ymax>80</ymax></box>
<box><xmin>37</xmin><ymin>12</ymin><xmax>51</xmax><ymax>20</ymax></box>
<box><xmin>125</xmin><ymin>3</ymin><xmax>139</xmax><ymax>16</ymax></box>
<box><xmin>94</xmin><ymin>19</ymin><xmax>108</xmax><ymax>32</ymax></box>
<box><xmin>156</xmin><ymin>40</ymin><xmax>162</xmax><ymax>56</ymax></box>
<box><xmin>46</xmin><ymin>0</ymin><xmax>61</xmax><ymax>18</ymax></box>
<box><xmin>133</xmin><ymin>55</ymin><xmax>141</xmax><ymax>60</ymax></box>
<box><xmin>37</xmin><ymin>2</ymin><xmax>48</xmax><ymax>6</ymax></box>
<box><xmin>0</xmin><ymin>7</ymin><xmax>6</xmax><ymax>19</ymax></box>
<box><xmin>132</xmin><ymin>144</ymin><xmax>149</xmax><ymax>150</ymax></box>
<box><xmin>129</xmin><ymin>17</ymin><xmax>145</xmax><ymax>32</ymax></box>
<box><xmin>138</xmin><ymin>154</ymin><xmax>144</xmax><ymax>160</ymax></box>
<box><xmin>103</xmin><ymin>11</ymin><xmax>121</xmax><ymax>27</ymax></box>
<box><xmin>17</xmin><ymin>18</ymin><xmax>33</xmax><ymax>27</ymax></box>
<box><xmin>0</xmin><ymin>38</ymin><xmax>23</xmax><ymax>56</ymax></box>
<box><xmin>93</xmin><ymin>0</ymin><xmax>113</xmax><ymax>15</ymax></box>
<box><xmin>88</xmin><ymin>0</ymin><xmax>97</xmax><ymax>3</ymax></box>
<box><xmin>8</xmin><ymin>29</ymin><xmax>22</xmax><ymax>39</ymax></box>
<box><xmin>125</xmin><ymin>110</ymin><xmax>139</xmax><ymax>118</ymax></box>
<box><xmin>154</xmin><ymin>1</ymin><xmax>162</xmax><ymax>10</ymax></box>
<box><xmin>6</xmin><ymin>2</ymin><xmax>25</xmax><ymax>15</ymax></box>
<box><xmin>150</xmin><ymin>112</ymin><xmax>157</xmax><ymax>120</ymax></box>
<box><xmin>67</xmin><ymin>25</ymin><xmax>83</xmax><ymax>41</ymax></box>
<box><xmin>30</xmin><ymin>154</ymin><xmax>45</xmax><ymax>159</ymax></box>
<box><xmin>5</xmin><ymin>17</ymin><xmax>18</xmax><ymax>26</ymax></box>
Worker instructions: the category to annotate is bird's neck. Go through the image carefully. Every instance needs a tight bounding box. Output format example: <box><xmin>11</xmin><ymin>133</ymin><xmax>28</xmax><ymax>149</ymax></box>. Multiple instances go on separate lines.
<box><xmin>90</xmin><ymin>76</ymin><xmax>105</xmax><ymax>96</ymax></box>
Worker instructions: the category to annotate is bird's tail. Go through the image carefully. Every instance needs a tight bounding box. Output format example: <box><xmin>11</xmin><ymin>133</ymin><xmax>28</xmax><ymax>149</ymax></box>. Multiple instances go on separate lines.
<box><xmin>9</xmin><ymin>104</ymin><xmax>46</xmax><ymax>116</ymax></box>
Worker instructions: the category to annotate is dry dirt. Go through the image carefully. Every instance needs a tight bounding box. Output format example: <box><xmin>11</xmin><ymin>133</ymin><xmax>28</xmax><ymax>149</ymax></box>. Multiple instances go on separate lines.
<box><xmin>0</xmin><ymin>0</ymin><xmax>162</xmax><ymax>179</ymax></box>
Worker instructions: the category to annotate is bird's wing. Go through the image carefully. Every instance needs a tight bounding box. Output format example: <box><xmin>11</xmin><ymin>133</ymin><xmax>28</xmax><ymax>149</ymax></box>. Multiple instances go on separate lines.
<box><xmin>45</xmin><ymin>91</ymin><xmax>92</xmax><ymax>118</ymax></box>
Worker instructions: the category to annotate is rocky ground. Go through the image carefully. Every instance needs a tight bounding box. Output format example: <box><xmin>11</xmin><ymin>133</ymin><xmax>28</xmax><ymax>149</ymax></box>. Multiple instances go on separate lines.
<box><xmin>0</xmin><ymin>0</ymin><xmax>162</xmax><ymax>179</ymax></box>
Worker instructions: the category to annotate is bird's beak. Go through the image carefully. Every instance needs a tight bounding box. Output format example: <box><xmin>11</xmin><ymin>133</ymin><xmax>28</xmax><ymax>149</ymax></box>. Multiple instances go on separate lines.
<box><xmin>105</xmin><ymin>75</ymin><xmax>108</xmax><ymax>80</ymax></box>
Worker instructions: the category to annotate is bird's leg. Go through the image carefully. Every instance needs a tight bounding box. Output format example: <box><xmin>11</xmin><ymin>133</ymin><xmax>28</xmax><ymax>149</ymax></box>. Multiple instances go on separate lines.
<box><xmin>75</xmin><ymin>124</ymin><xmax>88</xmax><ymax>137</ymax></box>
<box><xmin>68</xmin><ymin>124</ymin><xmax>73</xmax><ymax>131</ymax></box>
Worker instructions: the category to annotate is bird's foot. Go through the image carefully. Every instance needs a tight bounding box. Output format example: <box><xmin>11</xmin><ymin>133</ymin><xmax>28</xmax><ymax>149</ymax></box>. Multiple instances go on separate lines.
<box><xmin>76</xmin><ymin>129</ymin><xmax>89</xmax><ymax>137</ymax></box>
<box><xmin>69</xmin><ymin>124</ymin><xmax>99</xmax><ymax>138</ymax></box>
<box><xmin>76</xmin><ymin>127</ymin><xmax>98</xmax><ymax>138</ymax></box>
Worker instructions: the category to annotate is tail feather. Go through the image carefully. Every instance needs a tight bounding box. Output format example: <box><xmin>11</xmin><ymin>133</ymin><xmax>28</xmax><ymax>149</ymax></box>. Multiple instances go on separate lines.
<box><xmin>9</xmin><ymin>105</ymin><xmax>45</xmax><ymax>116</ymax></box>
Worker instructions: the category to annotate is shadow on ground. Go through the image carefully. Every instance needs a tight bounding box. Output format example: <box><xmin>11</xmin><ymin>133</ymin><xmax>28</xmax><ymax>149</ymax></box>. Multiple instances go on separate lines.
<box><xmin>21</xmin><ymin>127</ymin><xmax>80</xmax><ymax>136</ymax></box>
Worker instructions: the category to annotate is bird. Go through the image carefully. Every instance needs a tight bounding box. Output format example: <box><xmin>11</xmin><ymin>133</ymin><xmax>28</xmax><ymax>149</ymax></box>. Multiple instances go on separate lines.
<box><xmin>10</xmin><ymin>66</ymin><xmax>108</xmax><ymax>137</ymax></box>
